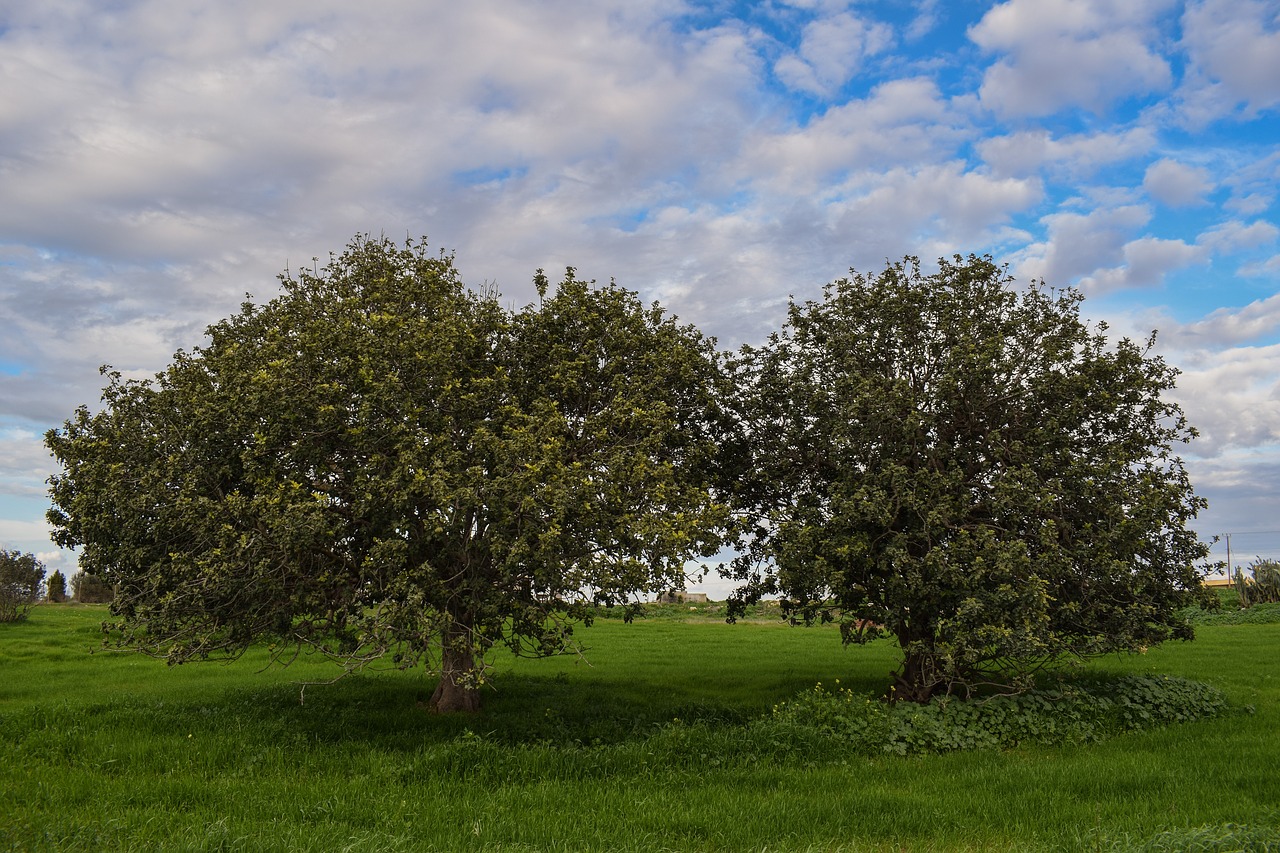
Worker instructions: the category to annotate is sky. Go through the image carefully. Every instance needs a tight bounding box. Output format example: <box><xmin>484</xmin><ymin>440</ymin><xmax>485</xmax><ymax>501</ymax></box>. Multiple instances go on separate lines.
<box><xmin>2</xmin><ymin>0</ymin><xmax>1279</xmax><ymax>596</ymax></box>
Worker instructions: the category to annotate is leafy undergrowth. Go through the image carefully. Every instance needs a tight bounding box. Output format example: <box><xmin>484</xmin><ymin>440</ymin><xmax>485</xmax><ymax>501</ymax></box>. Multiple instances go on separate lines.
<box><xmin>757</xmin><ymin>674</ymin><xmax>1233</xmax><ymax>758</ymax></box>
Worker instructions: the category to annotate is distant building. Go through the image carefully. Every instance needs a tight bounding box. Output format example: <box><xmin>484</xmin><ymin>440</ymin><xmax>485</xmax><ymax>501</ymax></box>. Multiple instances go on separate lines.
<box><xmin>656</xmin><ymin>590</ymin><xmax>708</xmax><ymax>604</ymax></box>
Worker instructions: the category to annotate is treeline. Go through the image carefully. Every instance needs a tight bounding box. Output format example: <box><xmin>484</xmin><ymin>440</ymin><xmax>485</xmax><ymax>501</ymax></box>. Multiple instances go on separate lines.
<box><xmin>0</xmin><ymin>551</ymin><xmax>114</xmax><ymax>623</ymax></box>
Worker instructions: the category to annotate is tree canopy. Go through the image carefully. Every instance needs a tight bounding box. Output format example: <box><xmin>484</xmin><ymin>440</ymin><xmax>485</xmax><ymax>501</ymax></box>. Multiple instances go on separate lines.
<box><xmin>46</xmin><ymin>235</ymin><xmax>728</xmax><ymax>711</ymax></box>
<box><xmin>724</xmin><ymin>255</ymin><xmax>1211</xmax><ymax>701</ymax></box>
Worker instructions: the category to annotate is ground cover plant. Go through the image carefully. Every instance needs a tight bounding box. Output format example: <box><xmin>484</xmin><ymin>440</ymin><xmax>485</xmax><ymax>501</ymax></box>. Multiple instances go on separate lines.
<box><xmin>3</xmin><ymin>604</ymin><xmax>1277</xmax><ymax>851</ymax></box>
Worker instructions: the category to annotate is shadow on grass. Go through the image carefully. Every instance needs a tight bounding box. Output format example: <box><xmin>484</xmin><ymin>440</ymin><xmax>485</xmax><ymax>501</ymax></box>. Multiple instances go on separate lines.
<box><xmin>63</xmin><ymin>669</ymin><xmax>774</xmax><ymax>754</ymax></box>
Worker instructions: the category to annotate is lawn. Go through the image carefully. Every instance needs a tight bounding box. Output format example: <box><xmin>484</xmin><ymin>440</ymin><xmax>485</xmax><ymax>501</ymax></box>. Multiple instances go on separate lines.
<box><xmin>2</xmin><ymin>604</ymin><xmax>1277</xmax><ymax>851</ymax></box>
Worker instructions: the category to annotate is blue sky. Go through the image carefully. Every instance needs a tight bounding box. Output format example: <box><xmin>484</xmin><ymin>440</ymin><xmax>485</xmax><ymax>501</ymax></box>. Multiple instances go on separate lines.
<box><xmin>1</xmin><ymin>0</ymin><xmax>1278</xmax><ymax>592</ymax></box>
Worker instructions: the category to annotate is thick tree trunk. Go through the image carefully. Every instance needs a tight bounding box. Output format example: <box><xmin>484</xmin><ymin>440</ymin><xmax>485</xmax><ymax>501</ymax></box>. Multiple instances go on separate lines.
<box><xmin>426</xmin><ymin>629</ymin><xmax>482</xmax><ymax>713</ymax></box>
<box><xmin>891</xmin><ymin>639</ymin><xmax>945</xmax><ymax>703</ymax></box>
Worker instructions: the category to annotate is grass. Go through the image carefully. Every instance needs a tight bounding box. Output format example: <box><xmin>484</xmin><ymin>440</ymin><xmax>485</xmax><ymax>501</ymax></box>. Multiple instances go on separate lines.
<box><xmin>2</xmin><ymin>603</ymin><xmax>1278</xmax><ymax>851</ymax></box>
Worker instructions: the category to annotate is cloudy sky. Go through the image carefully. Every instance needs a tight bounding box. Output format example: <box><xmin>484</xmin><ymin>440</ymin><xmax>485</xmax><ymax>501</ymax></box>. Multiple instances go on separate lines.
<box><xmin>2</xmin><ymin>0</ymin><xmax>1278</xmax><ymax>592</ymax></box>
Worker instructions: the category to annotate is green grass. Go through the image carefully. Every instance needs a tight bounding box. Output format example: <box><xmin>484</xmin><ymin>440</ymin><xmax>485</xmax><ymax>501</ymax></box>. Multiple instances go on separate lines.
<box><xmin>3</xmin><ymin>604</ymin><xmax>1279</xmax><ymax>851</ymax></box>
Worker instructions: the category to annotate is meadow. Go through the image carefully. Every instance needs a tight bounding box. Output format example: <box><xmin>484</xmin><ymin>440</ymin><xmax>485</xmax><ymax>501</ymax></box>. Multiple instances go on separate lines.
<box><xmin>2</xmin><ymin>603</ymin><xmax>1277</xmax><ymax>852</ymax></box>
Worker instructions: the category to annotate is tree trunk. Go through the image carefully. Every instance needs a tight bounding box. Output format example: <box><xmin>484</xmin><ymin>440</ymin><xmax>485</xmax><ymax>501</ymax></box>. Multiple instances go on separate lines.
<box><xmin>891</xmin><ymin>640</ymin><xmax>945</xmax><ymax>703</ymax></box>
<box><xmin>426</xmin><ymin>628</ymin><xmax>482</xmax><ymax>713</ymax></box>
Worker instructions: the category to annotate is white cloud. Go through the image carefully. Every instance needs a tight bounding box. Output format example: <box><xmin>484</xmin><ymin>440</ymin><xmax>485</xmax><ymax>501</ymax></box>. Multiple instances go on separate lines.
<box><xmin>969</xmin><ymin>0</ymin><xmax>1175</xmax><ymax>117</ymax></box>
<box><xmin>824</xmin><ymin>162</ymin><xmax>1042</xmax><ymax>254</ymax></box>
<box><xmin>1225</xmin><ymin>193</ymin><xmax>1276</xmax><ymax>217</ymax></box>
<box><xmin>1184</xmin><ymin>454</ymin><xmax>1280</xmax><ymax>546</ymax></box>
<box><xmin>1241</xmin><ymin>254</ymin><xmax>1280</xmax><ymax>278</ymax></box>
<box><xmin>1166</xmin><ymin>342</ymin><xmax>1280</xmax><ymax>456</ymax></box>
<box><xmin>1010</xmin><ymin>204</ymin><xmax>1153</xmax><ymax>286</ymax></box>
<box><xmin>1170</xmin><ymin>292</ymin><xmax>1280</xmax><ymax>346</ymax></box>
<box><xmin>0</xmin><ymin>518</ymin><xmax>55</xmax><ymax>546</ymax></box>
<box><xmin>740</xmin><ymin>77</ymin><xmax>962</xmax><ymax>195</ymax></box>
<box><xmin>1078</xmin><ymin>236</ymin><xmax>1206</xmax><ymax>293</ymax></box>
<box><xmin>773</xmin><ymin>11</ymin><xmax>893</xmax><ymax>97</ymax></box>
<box><xmin>1143</xmin><ymin>158</ymin><xmax>1215</xmax><ymax>207</ymax></box>
<box><xmin>0</xmin><ymin>426</ymin><xmax>53</xmax><ymax>500</ymax></box>
<box><xmin>0</xmin><ymin>0</ymin><xmax>777</xmax><ymax>387</ymax></box>
<box><xmin>1181</xmin><ymin>0</ymin><xmax>1280</xmax><ymax>115</ymax></box>
<box><xmin>905</xmin><ymin>0</ymin><xmax>942</xmax><ymax>41</ymax></box>
<box><xmin>978</xmin><ymin>127</ymin><xmax>1156</xmax><ymax>178</ymax></box>
<box><xmin>1022</xmin><ymin>211</ymin><xmax>1274</xmax><ymax>297</ymax></box>
<box><xmin>1196</xmin><ymin>220</ymin><xmax>1280</xmax><ymax>253</ymax></box>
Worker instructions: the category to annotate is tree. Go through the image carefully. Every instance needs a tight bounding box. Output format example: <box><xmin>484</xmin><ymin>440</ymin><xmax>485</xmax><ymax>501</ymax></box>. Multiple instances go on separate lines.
<box><xmin>46</xmin><ymin>570</ymin><xmax>67</xmax><ymax>603</ymax></box>
<box><xmin>724</xmin><ymin>255</ymin><xmax>1211</xmax><ymax>702</ymax></box>
<box><xmin>70</xmin><ymin>571</ymin><xmax>114</xmax><ymax>604</ymax></box>
<box><xmin>0</xmin><ymin>550</ymin><xmax>46</xmax><ymax>622</ymax></box>
<box><xmin>46</xmin><ymin>235</ymin><xmax>727</xmax><ymax>712</ymax></box>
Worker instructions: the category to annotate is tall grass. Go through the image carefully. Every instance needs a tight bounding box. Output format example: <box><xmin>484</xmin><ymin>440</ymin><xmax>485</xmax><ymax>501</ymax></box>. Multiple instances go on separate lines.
<box><xmin>2</xmin><ymin>604</ymin><xmax>1277</xmax><ymax>851</ymax></box>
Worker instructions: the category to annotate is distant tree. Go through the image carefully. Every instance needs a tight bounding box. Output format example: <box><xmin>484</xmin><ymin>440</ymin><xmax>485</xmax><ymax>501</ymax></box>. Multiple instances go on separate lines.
<box><xmin>46</xmin><ymin>569</ymin><xmax>67</xmax><ymax>603</ymax></box>
<box><xmin>70</xmin><ymin>571</ymin><xmax>114</xmax><ymax>604</ymax></box>
<box><xmin>725</xmin><ymin>255</ymin><xmax>1212</xmax><ymax>702</ymax></box>
<box><xmin>46</xmin><ymin>235</ymin><xmax>728</xmax><ymax>712</ymax></box>
<box><xmin>0</xmin><ymin>550</ymin><xmax>46</xmax><ymax>622</ymax></box>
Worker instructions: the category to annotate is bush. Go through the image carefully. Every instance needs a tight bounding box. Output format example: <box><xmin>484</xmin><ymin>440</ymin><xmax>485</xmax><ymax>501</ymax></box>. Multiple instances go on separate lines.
<box><xmin>0</xmin><ymin>550</ymin><xmax>46</xmax><ymax>623</ymax></box>
<box><xmin>70</xmin><ymin>571</ymin><xmax>114</xmax><ymax>604</ymax></box>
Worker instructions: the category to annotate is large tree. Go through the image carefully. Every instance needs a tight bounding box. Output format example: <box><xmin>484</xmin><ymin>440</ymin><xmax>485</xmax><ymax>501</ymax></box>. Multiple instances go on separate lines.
<box><xmin>46</xmin><ymin>236</ymin><xmax>727</xmax><ymax>711</ymax></box>
<box><xmin>724</xmin><ymin>255</ymin><xmax>1212</xmax><ymax>702</ymax></box>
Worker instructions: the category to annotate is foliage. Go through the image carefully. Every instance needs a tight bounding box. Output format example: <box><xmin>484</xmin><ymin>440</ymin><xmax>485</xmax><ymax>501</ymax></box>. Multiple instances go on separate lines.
<box><xmin>45</xmin><ymin>235</ymin><xmax>728</xmax><ymax>712</ymax></box>
<box><xmin>0</xmin><ymin>549</ymin><xmax>45</xmax><ymax>622</ymax></box>
<box><xmin>45</xmin><ymin>569</ymin><xmax>67</xmax><ymax>603</ymax></box>
<box><xmin>69</xmin><ymin>570</ymin><xmax>114</xmax><ymax>604</ymax></box>
<box><xmin>725</xmin><ymin>255</ymin><xmax>1212</xmax><ymax>702</ymax></box>
<box><xmin>1235</xmin><ymin>558</ymin><xmax>1280</xmax><ymax>607</ymax></box>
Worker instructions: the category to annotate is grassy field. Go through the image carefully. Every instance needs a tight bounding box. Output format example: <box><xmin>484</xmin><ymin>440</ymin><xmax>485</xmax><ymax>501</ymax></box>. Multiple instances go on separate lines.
<box><xmin>2</xmin><ymin>604</ymin><xmax>1278</xmax><ymax>852</ymax></box>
